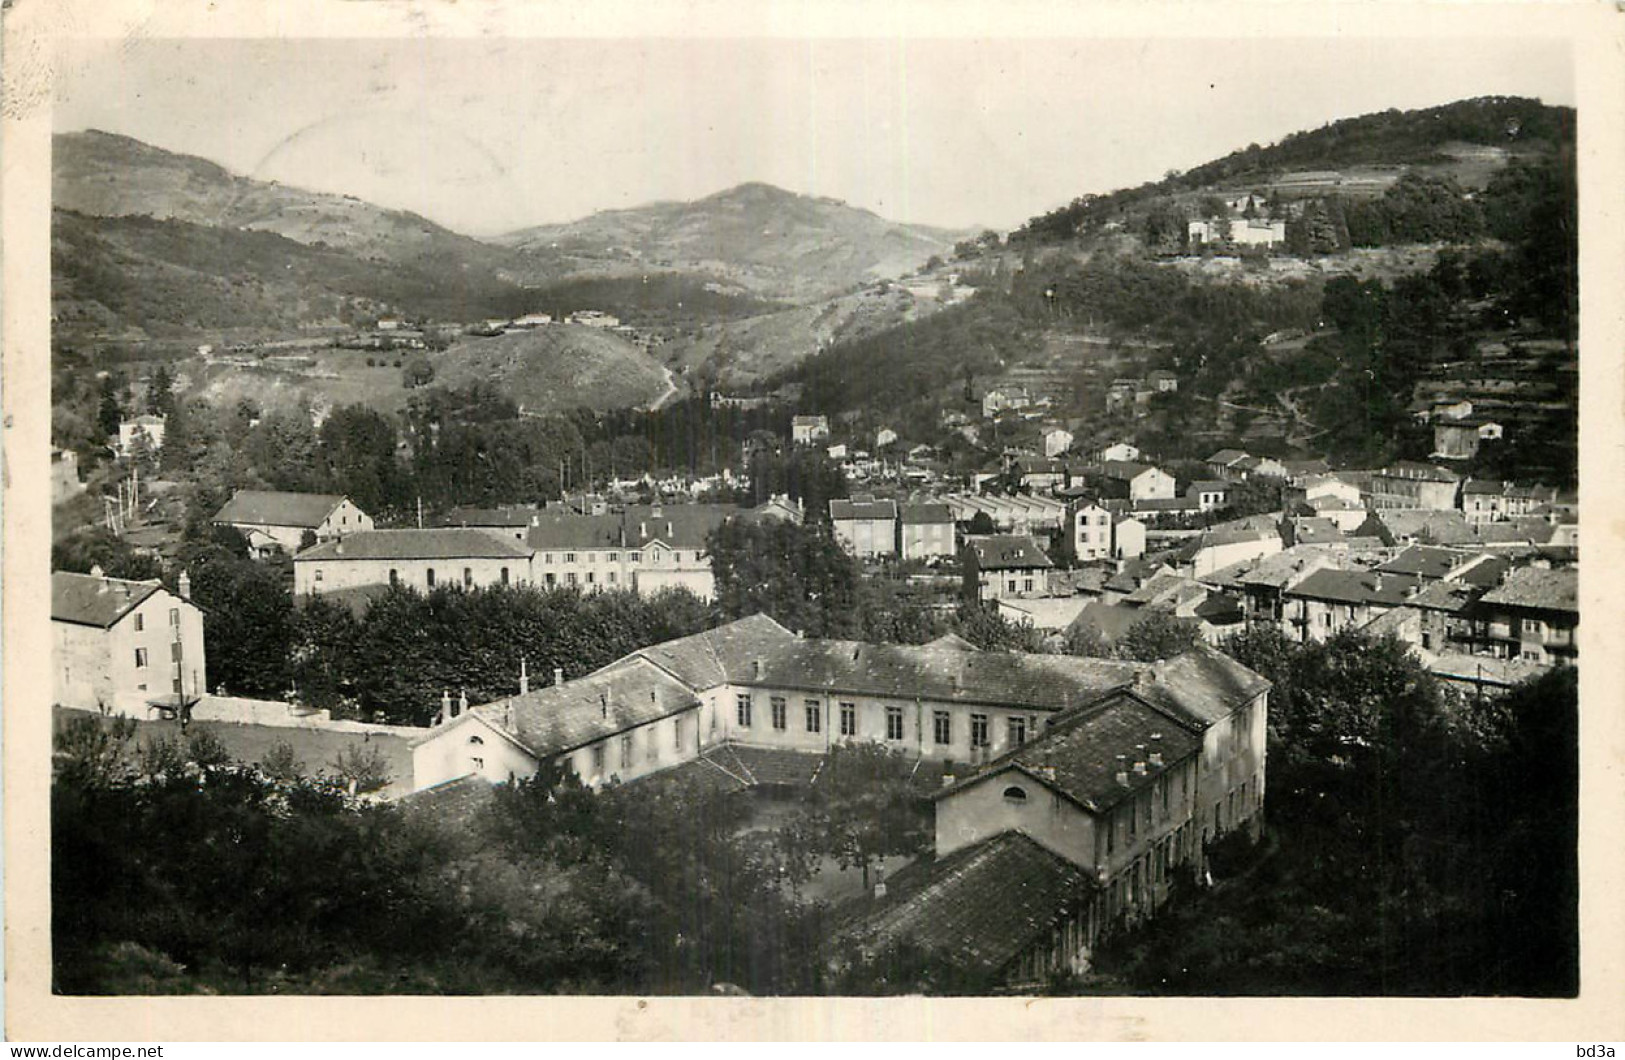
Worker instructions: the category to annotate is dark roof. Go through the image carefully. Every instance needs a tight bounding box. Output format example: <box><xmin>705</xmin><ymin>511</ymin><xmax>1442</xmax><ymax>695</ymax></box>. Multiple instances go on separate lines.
<box><xmin>443</xmin><ymin>505</ymin><xmax>541</xmax><ymax>528</ymax></box>
<box><xmin>299</xmin><ymin>528</ymin><xmax>532</xmax><ymax>561</ymax></box>
<box><xmin>946</xmin><ymin>691</ymin><xmax>1202</xmax><ymax>813</ymax></box>
<box><xmin>1455</xmin><ymin>554</ymin><xmax>1514</xmax><ymax>588</ymax></box>
<box><xmin>1376</xmin><ymin>545</ymin><xmax>1483</xmax><ymax>580</ymax></box>
<box><xmin>1187</xmin><ymin>480</ymin><xmax>1230</xmax><ymax>495</ymax></box>
<box><xmin>1291</xmin><ymin>518</ymin><xmax>1345</xmax><ymax>545</ymax></box>
<box><xmin>966</xmin><ymin>535</ymin><xmax>1053</xmax><ymax>570</ymax></box>
<box><xmin>899</xmin><ymin>503</ymin><xmax>954</xmax><ymax>525</ymax></box>
<box><xmin>1373</xmin><ymin>511</ymin><xmax>1477</xmax><ymax>546</ymax></box>
<box><xmin>397</xmin><ymin>774</ymin><xmax>497</xmax><ymax>831</ymax></box>
<box><xmin>1286</xmin><ymin>569</ymin><xmax>1425</xmax><ymax>607</ymax></box>
<box><xmin>1206</xmin><ymin>449</ymin><xmax>1250</xmax><ymax>466</ymax></box>
<box><xmin>834</xmin><ymin>832</ymin><xmax>1094</xmax><ymax>976</ymax></box>
<box><xmin>213</xmin><ymin>489</ymin><xmax>348</xmax><ymax>528</ymax></box>
<box><xmin>527</xmin><ymin>511</ymin><xmax>622</xmax><ymax>550</ymax></box>
<box><xmin>725</xmin><ymin>745</ymin><xmax>829</xmax><ymax>787</ymax></box>
<box><xmin>472</xmin><ymin>656</ymin><xmax>702</xmax><ymax>759</ymax></box>
<box><xmin>1100</xmin><ymin>460</ymin><xmax>1157</xmax><ymax>482</ymax></box>
<box><xmin>1068</xmin><ymin>600</ymin><xmax>1149</xmax><ymax>642</ymax></box>
<box><xmin>527</xmin><ymin>505</ymin><xmax>736</xmax><ymax>551</ymax></box>
<box><xmin>1407</xmin><ymin>579</ymin><xmax>1483</xmax><ymax>614</ymax></box>
<box><xmin>632</xmin><ymin>614</ymin><xmax>800</xmax><ymax>690</ymax></box>
<box><xmin>1131</xmin><ymin>645</ymin><xmax>1273</xmax><ymax>729</ymax></box>
<box><xmin>1379</xmin><ymin>462</ymin><xmax>1459</xmax><ymax>483</ymax></box>
<box><xmin>51</xmin><ymin>571</ymin><xmax>165</xmax><ymax>628</ymax></box>
<box><xmin>829</xmin><ymin>497</ymin><xmax>898</xmax><ymax>521</ymax></box>
<box><xmin>1480</xmin><ymin>567</ymin><xmax>1578</xmax><ymax>614</ymax></box>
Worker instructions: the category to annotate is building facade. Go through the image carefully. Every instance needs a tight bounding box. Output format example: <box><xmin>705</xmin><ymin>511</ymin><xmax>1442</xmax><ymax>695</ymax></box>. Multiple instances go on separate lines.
<box><xmin>293</xmin><ymin>529</ymin><xmax>534</xmax><ymax>596</ymax></box>
<box><xmin>53</xmin><ymin>570</ymin><xmax>207</xmax><ymax>714</ymax></box>
<box><xmin>213</xmin><ymin>490</ymin><xmax>374</xmax><ymax>558</ymax></box>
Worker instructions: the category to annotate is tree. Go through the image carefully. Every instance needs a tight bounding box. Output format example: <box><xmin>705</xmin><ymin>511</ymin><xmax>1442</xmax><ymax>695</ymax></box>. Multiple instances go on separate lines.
<box><xmin>97</xmin><ymin>375</ymin><xmax>123</xmax><ymax>439</ymax></box>
<box><xmin>808</xmin><ymin>743</ymin><xmax>932</xmax><ymax>890</ymax></box>
<box><xmin>401</xmin><ymin>355</ymin><xmax>436</xmax><ymax>390</ymax></box>
<box><xmin>1114</xmin><ymin>611</ymin><xmax>1202</xmax><ymax>661</ymax></box>
<box><xmin>708</xmin><ymin>519</ymin><xmax>860</xmax><ymax>638</ymax></box>
<box><xmin>146</xmin><ymin>363</ymin><xmax>175</xmax><ymax>417</ymax></box>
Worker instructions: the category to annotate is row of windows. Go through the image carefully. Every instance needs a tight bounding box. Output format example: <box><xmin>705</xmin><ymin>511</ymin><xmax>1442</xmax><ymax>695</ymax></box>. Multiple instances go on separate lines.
<box><xmin>130</xmin><ymin>608</ymin><xmax>183</xmax><ymax>633</ymax></box>
<box><xmin>379</xmin><ymin>567</ymin><xmax>513</xmax><ymax>588</ymax></box>
<box><xmin>538</xmin><ymin>550</ymin><xmax>692</xmax><ymax>565</ymax></box>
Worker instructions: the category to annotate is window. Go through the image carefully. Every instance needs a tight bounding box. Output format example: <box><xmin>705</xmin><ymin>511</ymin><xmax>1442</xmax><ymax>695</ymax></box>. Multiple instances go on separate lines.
<box><xmin>1107</xmin><ymin>817</ymin><xmax>1115</xmax><ymax>855</ymax></box>
<box><xmin>544</xmin><ymin>553</ymin><xmax>553</xmax><ymax>564</ymax></box>
<box><xmin>1023</xmin><ymin>578</ymin><xmax>1034</xmax><ymax>593</ymax></box>
<box><xmin>621</xmin><ymin>734</ymin><xmax>633</xmax><ymax>768</ymax></box>
<box><xmin>629</xmin><ymin>552</ymin><xmax>641</xmax><ymax>563</ymax></box>
<box><xmin>933</xmin><ymin>711</ymin><xmax>952</xmax><ymax>745</ymax></box>
<box><xmin>170</xmin><ymin>641</ymin><xmax>182</xmax><ymax>662</ymax></box>
<box><xmin>501</xmin><ymin>567</ymin><xmax>510</xmax><ymax>585</ymax></box>
<box><xmin>169</xmin><ymin>606</ymin><xmax>182</xmax><ymax>627</ymax></box>
<box><xmin>840</xmin><ymin>702</ymin><xmax>857</xmax><ymax>736</ymax></box>
<box><xmin>771</xmin><ymin>697</ymin><xmax>787</xmax><ymax>731</ymax></box>
<box><xmin>885</xmin><ymin>706</ymin><xmax>904</xmax><ymax>741</ymax></box>
<box><xmin>426</xmin><ymin>568</ymin><xmax>436</xmax><ymax>587</ymax></box>
<box><xmin>1128</xmin><ymin>802</ymin><xmax>1137</xmax><ymax>839</ymax></box>
<box><xmin>566</xmin><ymin>573</ymin><xmax>577</xmax><ymax>586</ymax></box>
<box><xmin>608</xmin><ymin>552</ymin><xmax>619</xmax><ymax>562</ymax></box>
<box><xmin>586</xmin><ymin>572</ymin><xmax>595</xmax><ymax>584</ymax></box>
<box><xmin>463</xmin><ymin>567</ymin><xmax>473</xmax><ymax>587</ymax></box>
<box><xmin>468</xmin><ymin>735</ymin><xmax>484</xmax><ymax>746</ymax></box>
<box><xmin>133</xmin><ymin>613</ymin><xmax>144</xmax><ymax>632</ymax></box>
<box><xmin>1008</xmin><ymin>716</ymin><xmax>1026</xmax><ymax>747</ymax></box>
<box><xmin>471</xmin><ymin>757</ymin><xmax>484</xmax><ymax>772</ymax></box>
<box><xmin>565</xmin><ymin>553</ymin><xmax>577</xmax><ymax>564</ymax></box>
<box><xmin>970</xmin><ymin>714</ymin><xmax>989</xmax><ymax>749</ymax></box>
<box><xmin>1007</xmin><ymin>579</ymin><xmax>1017</xmax><ymax>592</ymax></box>
<box><xmin>172</xmin><ymin>677</ymin><xmax>182</xmax><ymax>694</ymax></box>
<box><xmin>1161</xmin><ymin>776</ymin><xmax>1170</xmax><ymax>817</ymax></box>
<box><xmin>389</xmin><ymin>569</ymin><xmax>399</xmax><ymax>586</ymax></box>
<box><xmin>545</xmin><ymin>573</ymin><xmax>556</xmax><ymax>586</ymax></box>
<box><xmin>1002</xmin><ymin>785</ymin><xmax>1028</xmax><ymax>803</ymax></box>
<box><xmin>592</xmin><ymin>744</ymin><xmax>606</xmax><ymax>773</ymax></box>
<box><xmin>736</xmin><ymin>695</ymin><xmax>753</xmax><ymax>728</ymax></box>
<box><xmin>674</xmin><ymin>717</ymin><xmax>685</xmax><ymax>749</ymax></box>
<box><xmin>134</xmin><ymin>648</ymin><xmax>148</xmax><ymax>669</ymax></box>
<box><xmin>585</xmin><ymin>553</ymin><xmax>595</xmax><ymax>564</ymax></box>
<box><xmin>608</xmin><ymin>572</ymin><xmax>617</xmax><ymax>584</ymax></box>
<box><xmin>314</xmin><ymin>569</ymin><xmax>324</xmax><ymax>584</ymax></box>
<box><xmin>805</xmin><ymin>700</ymin><xmax>821</xmax><ymax>734</ymax></box>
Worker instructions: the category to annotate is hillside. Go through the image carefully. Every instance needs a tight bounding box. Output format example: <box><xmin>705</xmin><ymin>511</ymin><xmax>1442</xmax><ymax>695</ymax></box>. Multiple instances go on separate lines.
<box><xmin>430</xmin><ymin>326</ymin><xmax>672</xmax><ymax>413</ymax></box>
<box><xmin>497</xmin><ymin>182</ymin><xmax>963</xmax><ymax>303</ymax></box>
<box><xmin>54</xmin><ymin>130</ymin><xmax>524</xmax><ymax>276</ymax></box>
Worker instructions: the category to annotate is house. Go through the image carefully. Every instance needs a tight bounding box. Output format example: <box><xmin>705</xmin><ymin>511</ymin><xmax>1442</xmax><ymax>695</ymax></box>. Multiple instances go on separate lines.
<box><xmin>212</xmin><ymin>490</ymin><xmax>374</xmax><ymax>559</ymax></box>
<box><xmin>1285</xmin><ymin>473</ymin><xmax>1362</xmax><ymax>511</ymax></box>
<box><xmin>527</xmin><ymin>503</ymin><xmax>734</xmax><ymax>599</ymax></box>
<box><xmin>1146</xmin><ymin>370</ymin><xmax>1179</xmax><ymax>393</ymax></box>
<box><xmin>1113</xmin><ymin>518</ymin><xmax>1147</xmax><ymax>561</ymax></box>
<box><xmin>52</xmin><ymin>448</ymin><xmax>83</xmax><ymax>503</ymax></box>
<box><xmin>830</xmin><ymin>496</ymin><xmax>899</xmax><ymax>559</ymax></box>
<box><xmin>982</xmin><ymin>387</ymin><xmax>1032</xmax><ymax>420</ymax></box>
<box><xmin>293</xmin><ymin>528</ymin><xmax>534</xmax><ymax>596</ymax></box>
<box><xmin>53</xmin><ymin>569</ymin><xmax>207</xmax><ymax>715</ymax></box>
<box><xmin>1279</xmin><ymin>458</ymin><xmax>1332</xmax><ymax>483</ymax></box>
<box><xmin>1186</xmin><ymin>480</ymin><xmax>1231</xmax><ymax>513</ymax></box>
<box><xmin>1099</xmin><ymin>462</ymin><xmax>1176</xmax><ymax>503</ymax></box>
<box><xmin>963</xmin><ymin>535</ymin><xmax>1054</xmax><ymax>600</ymax></box>
<box><xmin>1280</xmin><ymin>569</ymin><xmax>1426</xmax><ymax>643</ymax></box>
<box><xmin>899</xmin><ymin>503</ymin><xmax>957</xmax><ymax>561</ymax></box>
<box><xmin>1366</xmin><ymin>463</ymin><xmax>1461</xmax><ymax>511</ymax></box>
<box><xmin>876</xmin><ymin>428</ymin><xmax>898</xmax><ymax>449</ymax></box>
<box><xmin>116</xmin><ymin>414</ymin><xmax>167</xmax><ymax>455</ymax></box>
<box><xmin>511</xmin><ymin>312</ymin><xmax>553</xmax><ymax>327</ymax></box>
<box><xmin>1204</xmin><ymin>546</ymin><xmax>1352</xmax><ymax>628</ymax></box>
<box><xmin>741</xmin><ymin>494</ymin><xmax>805</xmax><ymax>526</ymax></box>
<box><xmin>1461</xmin><ymin>481</ymin><xmax>1560</xmax><ymax>525</ymax></box>
<box><xmin>1072</xmin><ymin>502</ymin><xmax>1114</xmax><ymax>562</ymax></box>
<box><xmin>1099</xmin><ymin>442</ymin><xmax>1141</xmax><ymax>464</ymax></box>
<box><xmin>1204</xmin><ymin>449</ymin><xmax>1251</xmax><ymax>478</ymax></box>
<box><xmin>944</xmin><ymin>493</ymin><xmax>1068</xmax><ymax>535</ymax></box>
<box><xmin>827</xmin><ymin>443</ymin><xmax>850</xmax><ymax>461</ymax></box>
<box><xmin>569</xmin><ymin>310</ymin><xmax>621</xmax><ymax>328</ymax></box>
<box><xmin>1359</xmin><ymin>509</ymin><xmax>1477</xmax><ymax>548</ymax></box>
<box><xmin>1041</xmin><ymin>426</ymin><xmax>1075</xmax><ymax>459</ymax></box>
<box><xmin>792</xmin><ymin>415</ymin><xmax>831</xmax><ymax>445</ymax></box>
<box><xmin>1470</xmin><ymin>567</ymin><xmax>1578</xmax><ymax>666</ymax></box>
<box><xmin>1374</xmin><ymin>545</ymin><xmax>1500</xmax><ymax>584</ymax></box>
<box><xmin>836</xmin><ymin>648</ymin><xmax>1269</xmax><ymax>985</ymax></box>
<box><xmin>1433</xmin><ymin>419</ymin><xmax>1501</xmax><ymax>460</ymax></box>
<box><xmin>1175</xmin><ymin>524</ymin><xmax>1282</xmax><ymax>579</ymax></box>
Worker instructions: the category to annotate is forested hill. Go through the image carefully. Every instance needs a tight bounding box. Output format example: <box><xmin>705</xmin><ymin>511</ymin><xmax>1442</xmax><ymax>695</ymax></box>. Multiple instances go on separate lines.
<box><xmin>1013</xmin><ymin>96</ymin><xmax>1573</xmax><ymax>244</ymax></box>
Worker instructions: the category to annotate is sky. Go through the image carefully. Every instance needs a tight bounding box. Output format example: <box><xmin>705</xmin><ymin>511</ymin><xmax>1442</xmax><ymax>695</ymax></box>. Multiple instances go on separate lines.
<box><xmin>53</xmin><ymin>35</ymin><xmax>1574</xmax><ymax>237</ymax></box>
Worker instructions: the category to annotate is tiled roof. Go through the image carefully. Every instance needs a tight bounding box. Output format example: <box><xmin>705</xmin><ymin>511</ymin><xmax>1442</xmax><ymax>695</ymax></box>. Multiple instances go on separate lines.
<box><xmin>727</xmin><ymin>745</ymin><xmax>829</xmax><ymax>787</ymax></box>
<box><xmin>829</xmin><ymin>497</ymin><xmax>898</xmax><ymax>521</ymax></box>
<box><xmin>632</xmin><ymin>614</ymin><xmax>799</xmax><ymax>690</ymax></box>
<box><xmin>472</xmin><ymin>656</ymin><xmax>702</xmax><ymax>759</ymax></box>
<box><xmin>298</xmin><ymin>528</ymin><xmax>533</xmax><ymax>561</ymax></box>
<box><xmin>443</xmin><ymin>505</ymin><xmax>541</xmax><ymax>528</ymax></box>
<box><xmin>1187</xmin><ymin>480</ymin><xmax>1230</xmax><ymax>496</ymax></box>
<box><xmin>899</xmin><ymin>503</ymin><xmax>954</xmax><ymax>525</ymax></box>
<box><xmin>1407</xmin><ymin>579</ymin><xmax>1483</xmax><ymax>614</ymax></box>
<box><xmin>1286</xmin><ymin>569</ymin><xmax>1425</xmax><ymax>607</ymax></box>
<box><xmin>946</xmin><ymin>691</ymin><xmax>1202</xmax><ymax>813</ymax></box>
<box><xmin>1206</xmin><ymin>449</ymin><xmax>1250</xmax><ymax>466</ymax></box>
<box><xmin>527</xmin><ymin>512</ymin><xmax>622</xmax><ymax>550</ymax></box>
<box><xmin>52</xmin><ymin>571</ymin><xmax>164</xmax><ymax>628</ymax></box>
<box><xmin>833</xmin><ymin>832</ymin><xmax>1094</xmax><ymax>976</ymax></box>
<box><xmin>966</xmin><ymin>535</ymin><xmax>1053</xmax><ymax>570</ymax></box>
<box><xmin>1131</xmin><ymin>644</ymin><xmax>1272</xmax><ymax>729</ymax></box>
<box><xmin>1480</xmin><ymin>567</ymin><xmax>1578</xmax><ymax>614</ymax></box>
<box><xmin>1100</xmin><ymin>460</ymin><xmax>1155</xmax><ymax>482</ymax></box>
<box><xmin>1373</xmin><ymin>511</ymin><xmax>1477</xmax><ymax>546</ymax></box>
<box><xmin>1292</xmin><ymin>518</ymin><xmax>1344</xmax><ymax>544</ymax></box>
<box><xmin>526</xmin><ymin>505</ymin><xmax>736</xmax><ymax>551</ymax></box>
<box><xmin>1380</xmin><ymin>462</ymin><xmax>1460</xmax><ymax>483</ymax></box>
<box><xmin>1376</xmin><ymin>545</ymin><xmax>1482</xmax><ymax>580</ymax></box>
<box><xmin>213</xmin><ymin>489</ymin><xmax>347</xmax><ymax>528</ymax></box>
<box><xmin>1454</xmin><ymin>554</ymin><xmax>1513</xmax><ymax>588</ymax></box>
<box><xmin>397</xmin><ymin>774</ymin><xmax>497</xmax><ymax>830</ymax></box>
<box><xmin>1068</xmin><ymin>600</ymin><xmax>1148</xmax><ymax>642</ymax></box>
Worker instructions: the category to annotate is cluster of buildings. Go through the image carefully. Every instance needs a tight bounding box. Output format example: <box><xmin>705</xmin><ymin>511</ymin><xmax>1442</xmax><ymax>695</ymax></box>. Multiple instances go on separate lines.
<box><xmin>410</xmin><ymin>612</ymin><xmax>1272</xmax><ymax>987</ymax></box>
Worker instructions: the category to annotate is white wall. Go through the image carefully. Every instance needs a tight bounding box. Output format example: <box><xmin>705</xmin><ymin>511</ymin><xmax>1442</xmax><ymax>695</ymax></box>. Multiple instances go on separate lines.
<box><xmin>413</xmin><ymin>714</ymin><xmax>538</xmax><ymax>789</ymax></box>
<box><xmin>936</xmin><ymin>769</ymin><xmax>1098</xmax><ymax>867</ymax></box>
<box><xmin>296</xmin><ymin>554</ymin><xmax>527</xmax><ymax>595</ymax></box>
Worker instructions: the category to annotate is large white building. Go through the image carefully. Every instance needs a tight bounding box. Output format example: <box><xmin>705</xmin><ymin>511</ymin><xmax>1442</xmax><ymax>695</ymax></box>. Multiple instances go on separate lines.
<box><xmin>53</xmin><ymin>570</ymin><xmax>207</xmax><ymax>715</ymax></box>
<box><xmin>294</xmin><ymin>529</ymin><xmax>534</xmax><ymax>596</ymax></box>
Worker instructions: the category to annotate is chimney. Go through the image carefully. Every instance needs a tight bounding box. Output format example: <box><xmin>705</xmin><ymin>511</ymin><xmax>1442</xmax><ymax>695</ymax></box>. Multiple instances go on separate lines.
<box><xmin>178</xmin><ymin>570</ymin><xmax>192</xmax><ymax>600</ymax></box>
<box><xmin>1115</xmin><ymin>771</ymin><xmax>1130</xmax><ymax>787</ymax></box>
<box><xmin>873</xmin><ymin>868</ymin><xmax>888</xmax><ymax>900</ymax></box>
<box><xmin>1041</xmin><ymin>765</ymin><xmax>1057</xmax><ymax>783</ymax></box>
<box><xmin>335</xmin><ymin>540</ymin><xmax>344</xmax><ymax>556</ymax></box>
<box><xmin>90</xmin><ymin>564</ymin><xmax>105</xmax><ymax>580</ymax></box>
<box><xmin>519</xmin><ymin>656</ymin><xmax>529</xmax><ymax>695</ymax></box>
<box><xmin>1150</xmin><ymin>751</ymin><xmax>1164</xmax><ymax>767</ymax></box>
<box><xmin>442</xmin><ymin>689</ymin><xmax>453</xmax><ymax>720</ymax></box>
<box><xmin>666</xmin><ymin>521</ymin><xmax>674</xmax><ymax>538</ymax></box>
<box><xmin>941</xmin><ymin>773</ymin><xmax>956</xmax><ymax>788</ymax></box>
<box><xmin>639</xmin><ymin>521</ymin><xmax>647</xmax><ymax>538</ymax></box>
<box><xmin>458</xmin><ymin>689</ymin><xmax>468</xmax><ymax>713</ymax></box>
<box><xmin>554</xmin><ymin>667</ymin><xmax>564</xmax><ymax>687</ymax></box>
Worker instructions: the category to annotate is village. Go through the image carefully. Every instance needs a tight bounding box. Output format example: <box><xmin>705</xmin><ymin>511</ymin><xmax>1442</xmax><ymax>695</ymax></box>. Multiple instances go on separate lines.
<box><xmin>51</xmin><ymin>372</ymin><xmax>1578</xmax><ymax>987</ymax></box>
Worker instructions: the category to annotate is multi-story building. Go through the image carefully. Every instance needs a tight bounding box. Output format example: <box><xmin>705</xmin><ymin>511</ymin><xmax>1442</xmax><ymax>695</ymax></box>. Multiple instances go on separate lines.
<box><xmin>527</xmin><ymin>504</ymin><xmax>732</xmax><ymax>600</ymax></box>
<box><xmin>898</xmin><ymin>503</ymin><xmax>956</xmax><ymax>561</ymax></box>
<box><xmin>116</xmin><ymin>414</ymin><xmax>166</xmax><ymax>455</ymax></box>
<box><xmin>1072</xmin><ymin>503</ymin><xmax>1113</xmax><ymax>562</ymax></box>
<box><xmin>830</xmin><ymin>496</ymin><xmax>899</xmax><ymax>559</ymax></box>
<box><xmin>293</xmin><ymin>529</ymin><xmax>534</xmax><ymax>596</ymax></box>
<box><xmin>791</xmin><ymin>415</ymin><xmax>830</xmax><ymax>445</ymax></box>
<box><xmin>1470</xmin><ymin>567</ymin><xmax>1578</xmax><ymax>666</ymax></box>
<box><xmin>1366</xmin><ymin>462</ymin><xmax>1461</xmax><ymax>511</ymax></box>
<box><xmin>964</xmin><ymin>535</ymin><xmax>1054</xmax><ymax>600</ymax></box>
<box><xmin>1098</xmin><ymin>461</ymin><xmax>1176</xmax><ymax>503</ymax></box>
<box><xmin>53</xmin><ymin>569</ymin><xmax>207</xmax><ymax>715</ymax></box>
<box><xmin>213</xmin><ymin>490</ymin><xmax>374</xmax><ymax>558</ymax></box>
<box><xmin>1280</xmin><ymin>569</ymin><xmax>1426</xmax><ymax>643</ymax></box>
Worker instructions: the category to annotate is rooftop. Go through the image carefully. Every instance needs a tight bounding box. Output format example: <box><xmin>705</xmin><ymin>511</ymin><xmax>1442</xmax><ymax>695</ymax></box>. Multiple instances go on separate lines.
<box><xmin>829</xmin><ymin>497</ymin><xmax>899</xmax><ymax>521</ymax></box>
<box><xmin>966</xmin><ymin>535</ymin><xmax>1054</xmax><ymax>570</ymax></box>
<box><xmin>899</xmin><ymin>502</ymin><xmax>955</xmax><ymax>525</ymax></box>
<box><xmin>299</xmin><ymin>528</ymin><xmax>533</xmax><ymax>562</ymax></box>
<box><xmin>469</xmin><ymin>655</ymin><xmax>702</xmax><ymax>759</ymax></box>
<box><xmin>52</xmin><ymin>571</ymin><xmax>166</xmax><ymax>628</ymax></box>
<box><xmin>213</xmin><ymin>489</ymin><xmax>348</xmax><ymax>529</ymax></box>
<box><xmin>1286</xmin><ymin>569</ymin><xmax>1426</xmax><ymax>607</ymax></box>
<box><xmin>1480</xmin><ymin>566</ymin><xmax>1578</xmax><ymax>614</ymax></box>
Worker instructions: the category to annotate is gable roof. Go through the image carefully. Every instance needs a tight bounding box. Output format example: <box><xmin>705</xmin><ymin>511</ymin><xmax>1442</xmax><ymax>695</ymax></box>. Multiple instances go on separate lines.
<box><xmin>630</xmin><ymin>613</ymin><xmax>800</xmax><ymax>690</ymax></box>
<box><xmin>471</xmin><ymin>656</ymin><xmax>702</xmax><ymax>759</ymax></box>
<box><xmin>1376</xmin><ymin>545</ymin><xmax>1483</xmax><ymax>580</ymax></box>
<box><xmin>832</xmin><ymin>831</ymin><xmax>1094</xmax><ymax>977</ymax></box>
<box><xmin>52</xmin><ymin>571</ymin><xmax>166</xmax><ymax>628</ymax></box>
<box><xmin>1100</xmin><ymin>460</ymin><xmax>1158</xmax><ymax>482</ymax></box>
<box><xmin>213</xmin><ymin>489</ymin><xmax>349</xmax><ymax>528</ymax></box>
<box><xmin>443</xmin><ymin>505</ymin><xmax>541</xmax><ymax>528</ymax></box>
<box><xmin>298</xmin><ymin>528</ymin><xmax>532</xmax><ymax>562</ymax></box>
<box><xmin>829</xmin><ymin>497</ymin><xmax>898</xmax><ymax>521</ymax></box>
<box><xmin>1286</xmin><ymin>568</ymin><xmax>1425</xmax><ymax>607</ymax></box>
<box><xmin>1131</xmin><ymin>644</ymin><xmax>1273</xmax><ymax>729</ymax></box>
<box><xmin>526</xmin><ymin>505</ymin><xmax>736</xmax><ymax>551</ymax></box>
<box><xmin>1407</xmin><ymin>579</ymin><xmax>1483</xmax><ymax>614</ymax></box>
<box><xmin>1206</xmin><ymin>448</ymin><xmax>1250</xmax><ymax>466</ymax></box>
<box><xmin>1480</xmin><ymin>566</ymin><xmax>1578</xmax><ymax>614</ymax></box>
<box><xmin>899</xmin><ymin>502</ymin><xmax>954</xmax><ymax>525</ymax></box>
